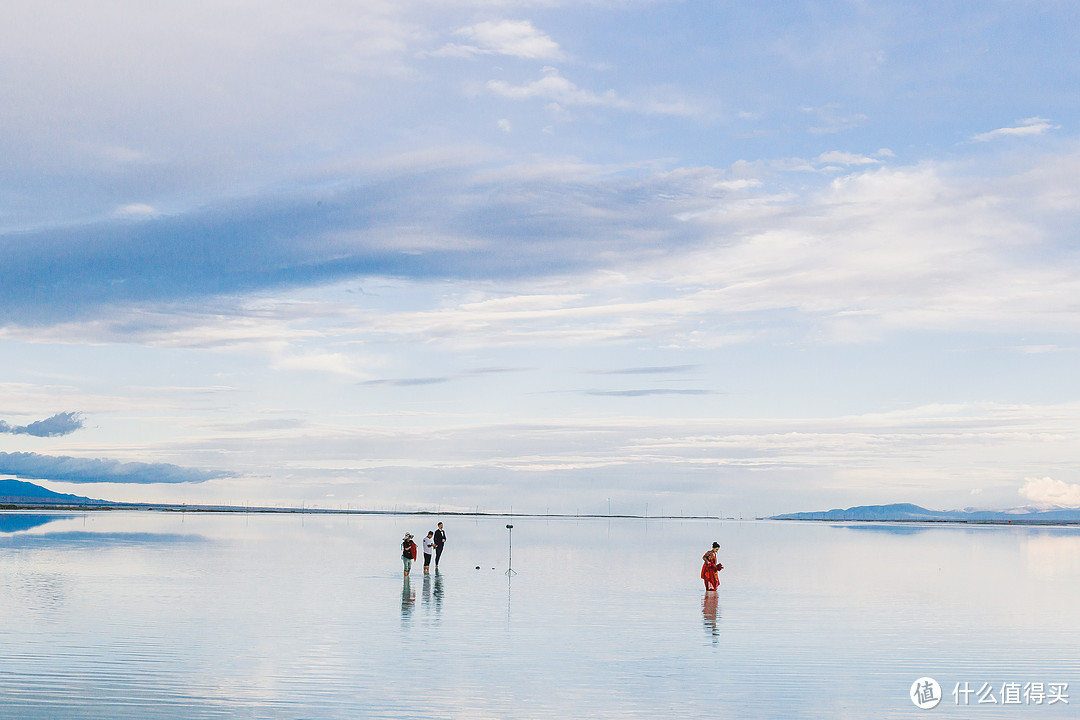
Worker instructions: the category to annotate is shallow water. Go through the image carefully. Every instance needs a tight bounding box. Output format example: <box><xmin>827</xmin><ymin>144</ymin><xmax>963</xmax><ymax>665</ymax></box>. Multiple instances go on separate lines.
<box><xmin>0</xmin><ymin>511</ymin><xmax>1077</xmax><ymax>718</ymax></box>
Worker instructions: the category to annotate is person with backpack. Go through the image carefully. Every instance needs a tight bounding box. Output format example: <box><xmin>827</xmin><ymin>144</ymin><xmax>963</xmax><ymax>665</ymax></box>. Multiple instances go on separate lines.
<box><xmin>402</xmin><ymin>533</ymin><xmax>418</xmax><ymax>576</ymax></box>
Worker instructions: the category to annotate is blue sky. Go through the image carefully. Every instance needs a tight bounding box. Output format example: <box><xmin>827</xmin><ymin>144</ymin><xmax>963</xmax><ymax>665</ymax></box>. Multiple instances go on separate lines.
<box><xmin>3</xmin><ymin>0</ymin><xmax>1080</xmax><ymax>515</ymax></box>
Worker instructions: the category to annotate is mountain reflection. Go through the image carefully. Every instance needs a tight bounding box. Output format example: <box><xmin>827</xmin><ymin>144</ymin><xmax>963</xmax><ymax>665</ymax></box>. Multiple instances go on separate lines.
<box><xmin>0</xmin><ymin>513</ymin><xmax>65</xmax><ymax>534</ymax></box>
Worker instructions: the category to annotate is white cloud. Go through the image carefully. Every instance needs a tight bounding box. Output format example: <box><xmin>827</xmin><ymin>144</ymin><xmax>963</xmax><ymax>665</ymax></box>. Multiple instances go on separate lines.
<box><xmin>441</xmin><ymin>19</ymin><xmax>563</xmax><ymax>60</ymax></box>
<box><xmin>271</xmin><ymin>350</ymin><xmax>362</xmax><ymax>378</ymax></box>
<box><xmin>712</xmin><ymin>179</ymin><xmax>763</xmax><ymax>191</ymax></box>
<box><xmin>972</xmin><ymin>117</ymin><xmax>1059</xmax><ymax>142</ymax></box>
<box><xmin>816</xmin><ymin>151</ymin><xmax>880</xmax><ymax>166</ymax></box>
<box><xmin>28</xmin><ymin>148</ymin><xmax>1080</xmax><ymax>351</ymax></box>
<box><xmin>1019</xmin><ymin>476</ymin><xmax>1080</xmax><ymax>508</ymax></box>
<box><xmin>484</xmin><ymin>67</ymin><xmax>699</xmax><ymax>117</ymax></box>
<box><xmin>487</xmin><ymin>67</ymin><xmax>630</xmax><ymax>109</ymax></box>
<box><xmin>115</xmin><ymin>203</ymin><xmax>159</xmax><ymax>217</ymax></box>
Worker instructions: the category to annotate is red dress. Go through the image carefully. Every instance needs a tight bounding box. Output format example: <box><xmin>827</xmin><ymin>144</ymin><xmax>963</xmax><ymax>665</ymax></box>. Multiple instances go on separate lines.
<box><xmin>701</xmin><ymin>550</ymin><xmax>722</xmax><ymax>591</ymax></box>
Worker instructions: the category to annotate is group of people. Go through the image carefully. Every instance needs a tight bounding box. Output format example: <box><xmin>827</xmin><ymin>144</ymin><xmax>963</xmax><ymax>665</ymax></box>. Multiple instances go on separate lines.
<box><xmin>401</xmin><ymin>522</ymin><xmax>446</xmax><ymax>576</ymax></box>
<box><xmin>403</xmin><ymin>524</ymin><xmax>721</xmax><ymax>589</ymax></box>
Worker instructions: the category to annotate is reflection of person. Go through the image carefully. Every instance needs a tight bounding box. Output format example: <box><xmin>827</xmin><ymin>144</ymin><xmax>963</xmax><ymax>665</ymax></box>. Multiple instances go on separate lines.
<box><xmin>402</xmin><ymin>533</ymin><xmax>418</xmax><ymax>576</ymax></box>
<box><xmin>702</xmin><ymin>591</ymin><xmax>720</xmax><ymax>642</ymax></box>
<box><xmin>422</xmin><ymin>531</ymin><xmax>435</xmax><ymax>574</ymax></box>
<box><xmin>433</xmin><ymin>522</ymin><xmax>446</xmax><ymax>569</ymax></box>
<box><xmin>401</xmin><ymin>576</ymin><xmax>415</xmax><ymax>620</ymax></box>
<box><xmin>701</xmin><ymin>542</ymin><xmax>723</xmax><ymax>591</ymax></box>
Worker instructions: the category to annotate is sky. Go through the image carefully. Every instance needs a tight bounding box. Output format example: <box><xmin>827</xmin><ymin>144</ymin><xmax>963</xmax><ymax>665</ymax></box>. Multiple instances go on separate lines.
<box><xmin>3</xmin><ymin>0</ymin><xmax>1080</xmax><ymax>516</ymax></box>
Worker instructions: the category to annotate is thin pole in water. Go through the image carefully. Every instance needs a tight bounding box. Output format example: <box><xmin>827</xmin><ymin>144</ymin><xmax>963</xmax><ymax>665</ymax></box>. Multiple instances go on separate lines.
<box><xmin>505</xmin><ymin>523</ymin><xmax>517</xmax><ymax>576</ymax></box>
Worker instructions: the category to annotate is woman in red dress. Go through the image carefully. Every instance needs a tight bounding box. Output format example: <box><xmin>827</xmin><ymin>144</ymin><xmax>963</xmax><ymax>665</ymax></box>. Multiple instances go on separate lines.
<box><xmin>701</xmin><ymin>541</ymin><xmax>723</xmax><ymax>591</ymax></box>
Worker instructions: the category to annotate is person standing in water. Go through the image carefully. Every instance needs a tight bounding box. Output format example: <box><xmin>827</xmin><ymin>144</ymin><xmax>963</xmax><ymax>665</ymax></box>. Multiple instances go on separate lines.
<box><xmin>402</xmin><ymin>533</ymin><xmax>418</xmax><ymax>577</ymax></box>
<box><xmin>701</xmin><ymin>542</ymin><xmax>723</xmax><ymax>591</ymax></box>
<box><xmin>433</xmin><ymin>522</ymin><xmax>447</xmax><ymax>569</ymax></box>
<box><xmin>422</xmin><ymin>531</ymin><xmax>435</xmax><ymax>574</ymax></box>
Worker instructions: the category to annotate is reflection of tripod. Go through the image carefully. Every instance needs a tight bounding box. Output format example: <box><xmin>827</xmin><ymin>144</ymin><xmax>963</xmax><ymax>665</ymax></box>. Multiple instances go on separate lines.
<box><xmin>505</xmin><ymin>524</ymin><xmax>517</xmax><ymax>575</ymax></box>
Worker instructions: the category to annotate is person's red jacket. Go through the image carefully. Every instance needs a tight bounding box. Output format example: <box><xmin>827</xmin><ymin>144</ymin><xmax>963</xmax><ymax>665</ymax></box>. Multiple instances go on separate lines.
<box><xmin>407</xmin><ymin>541</ymin><xmax>417</xmax><ymax>560</ymax></box>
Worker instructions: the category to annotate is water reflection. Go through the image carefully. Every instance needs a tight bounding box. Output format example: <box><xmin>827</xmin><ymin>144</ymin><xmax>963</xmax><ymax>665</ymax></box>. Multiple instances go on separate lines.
<box><xmin>401</xmin><ymin>576</ymin><xmax>415</xmax><ymax>622</ymax></box>
<box><xmin>1024</xmin><ymin>531</ymin><xmax>1080</xmax><ymax>577</ymax></box>
<box><xmin>0</xmin><ymin>513</ymin><xmax>66</xmax><ymax>534</ymax></box>
<box><xmin>429</xmin><ymin>569</ymin><xmax>442</xmax><ymax>613</ymax></box>
<box><xmin>837</xmin><ymin>523</ymin><xmax>933</xmax><ymax>536</ymax></box>
<box><xmin>3</xmin><ymin>513</ymin><xmax>1079</xmax><ymax>720</ymax></box>
<box><xmin>0</xmin><ymin>530</ymin><xmax>205</xmax><ymax>548</ymax></box>
<box><xmin>701</xmin><ymin>592</ymin><xmax>721</xmax><ymax>644</ymax></box>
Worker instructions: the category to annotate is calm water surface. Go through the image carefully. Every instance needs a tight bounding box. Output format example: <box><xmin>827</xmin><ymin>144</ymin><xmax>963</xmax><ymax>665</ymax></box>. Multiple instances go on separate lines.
<box><xmin>1</xmin><ymin>511</ymin><xmax>1078</xmax><ymax>718</ymax></box>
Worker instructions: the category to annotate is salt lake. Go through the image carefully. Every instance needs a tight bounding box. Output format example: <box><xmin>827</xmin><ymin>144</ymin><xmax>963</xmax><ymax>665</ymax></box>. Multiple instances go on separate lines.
<box><xmin>1</xmin><ymin>511</ymin><xmax>1078</xmax><ymax>718</ymax></box>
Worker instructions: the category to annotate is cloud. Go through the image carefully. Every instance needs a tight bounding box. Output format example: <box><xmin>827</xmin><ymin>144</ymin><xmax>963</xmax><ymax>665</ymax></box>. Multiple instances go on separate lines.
<box><xmin>487</xmin><ymin>67</ymin><xmax>631</xmax><ymax>109</ymax></box>
<box><xmin>816</xmin><ymin>151</ymin><xmax>880</xmax><ymax>166</ymax></box>
<box><xmin>181</xmin><ymin>399</ymin><xmax>1080</xmax><ymax>516</ymax></box>
<box><xmin>802</xmin><ymin>105</ymin><xmax>869</xmax><ymax>135</ymax></box>
<box><xmin>0</xmin><ymin>1</ymin><xmax>425</xmax><ymax>227</ymax></box>
<box><xmin>0</xmin><ymin>412</ymin><xmax>84</xmax><ymax>437</ymax></box>
<box><xmin>115</xmin><ymin>203</ymin><xmax>159</xmax><ymax>218</ymax></box>
<box><xmin>1018</xmin><ymin>476</ymin><xmax>1080</xmax><ymax>508</ymax></box>
<box><xmin>0</xmin><ymin>451</ymin><xmax>230</xmax><ymax>484</ymax></box>
<box><xmin>7</xmin><ymin>147</ymin><xmax>1080</xmax><ymax>350</ymax></box>
<box><xmin>362</xmin><ymin>377</ymin><xmax>452</xmax><ymax>387</ymax></box>
<box><xmin>972</xmin><ymin>117</ymin><xmax>1059</xmax><ymax>142</ymax></box>
<box><xmin>585</xmin><ymin>389</ymin><xmax>713</xmax><ymax>397</ymax></box>
<box><xmin>591</xmin><ymin>365</ymin><xmax>699</xmax><ymax>375</ymax></box>
<box><xmin>438</xmin><ymin>20</ymin><xmax>563</xmax><ymax>60</ymax></box>
<box><xmin>0</xmin><ymin>158</ymin><xmax>717</xmax><ymax>326</ymax></box>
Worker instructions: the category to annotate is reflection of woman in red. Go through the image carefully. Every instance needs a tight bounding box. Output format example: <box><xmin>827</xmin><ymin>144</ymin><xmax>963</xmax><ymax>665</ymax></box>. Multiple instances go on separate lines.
<box><xmin>701</xmin><ymin>542</ymin><xmax>723</xmax><ymax>591</ymax></box>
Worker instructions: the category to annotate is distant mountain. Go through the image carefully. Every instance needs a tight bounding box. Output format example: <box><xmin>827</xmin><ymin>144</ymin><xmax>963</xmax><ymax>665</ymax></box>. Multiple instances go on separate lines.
<box><xmin>771</xmin><ymin>503</ymin><xmax>1080</xmax><ymax>524</ymax></box>
<box><xmin>0</xmin><ymin>479</ymin><xmax>105</xmax><ymax>506</ymax></box>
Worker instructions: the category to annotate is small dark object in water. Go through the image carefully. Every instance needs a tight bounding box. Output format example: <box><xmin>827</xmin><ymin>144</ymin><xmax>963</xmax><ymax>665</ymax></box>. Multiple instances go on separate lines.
<box><xmin>475</xmin><ymin>565</ymin><xmax>480</xmax><ymax>570</ymax></box>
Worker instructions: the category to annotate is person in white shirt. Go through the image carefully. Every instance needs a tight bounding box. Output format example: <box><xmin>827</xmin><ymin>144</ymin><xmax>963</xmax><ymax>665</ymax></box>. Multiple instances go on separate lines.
<box><xmin>422</xmin><ymin>531</ymin><xmax>435</xmax><ymax>574</ymax></box>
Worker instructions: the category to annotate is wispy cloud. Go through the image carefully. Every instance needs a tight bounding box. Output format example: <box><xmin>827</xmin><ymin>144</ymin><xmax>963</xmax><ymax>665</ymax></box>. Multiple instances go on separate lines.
<box><xmin>115</xmin><ymin>203</ymin><xmax>159</xmax><ymax>218</ymax></box>
<box><xmin>591</xmin><ymin>365</ymin><xmax>699</xmax><ymax>375</ymax></box>
<box><xmin>972</xmin><ymin>117</ymin><xmax>1059</xmax><ymax>142</ymax></box>
<box><xmin>484</xmin><ymin>67</ymin><xmax>700</xmax><ymax>117</ymax></box>
<box><xmin>8</xmin><ymin>148</ymin><xmax>1080</xmax><ymax>354</ymax></box>
<box><xmin>816</xmin><ymin>151</ymin><xmax>880</xmax><ymax>167</ymax></box>
<box><xmin>585</xmin><ymin>389</ymin><xmax>713</xmax><ymax>397</ymax></box>
<box><xmin>0</xmin><ymin>451</ymin><xmax>230</xmax><ymax>484</ymax></box>
<box><xmin>802</xmin><ymin>105</ymin><xmax>869</xmax><ymax>135</ymax></box>
<box><xmin>487</xmin><ymin>67</ymin><xmax>631</xmax><ymax>109</ymax></box>
<box><xmin>362</xmin><ymin>377</ymin><xmax>452</xmax><ymax>387</ymax></box>
<box><xmin>0</xmin><ymin>159</ymin><xmax>719</xmax><ymax>327</ymax></box>
<box><xmin>436</xmin><ymin>20</ymin><xmax>563</xmax><ymax>60</ymax></box>
<box><xmin>0</xmin><ymin>412</ymin><xmax>84</xmax><ymax>437</ymax></box>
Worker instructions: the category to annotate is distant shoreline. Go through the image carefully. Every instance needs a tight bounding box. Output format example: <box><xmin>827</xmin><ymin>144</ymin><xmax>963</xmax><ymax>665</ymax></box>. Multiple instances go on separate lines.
<box><xmin>0</xmin><ymin>501</ymin><xmax>723</xmax><ymax>520</ymax></box>
<box><xmin>771</xmin><ymin>516</ymin><xmax>1080</xmax><ymax>526</ymax></box>
<box><xmin>3</xmin><ymin>502</ymin><xmax>1080</xmax><ymax>525</ymax></box>
<box><xmin>770</xmin><ymin>502</ymin><xmax>1080</xmax><ymax>526</ymax></box>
